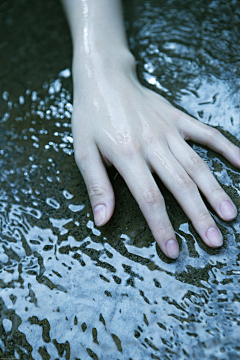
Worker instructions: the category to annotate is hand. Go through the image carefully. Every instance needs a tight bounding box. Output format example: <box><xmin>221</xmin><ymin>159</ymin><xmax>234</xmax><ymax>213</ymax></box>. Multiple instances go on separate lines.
<box><xmin>72</xmin><ymin>69</ymin><xmax>239</xmax><ymax>259</ymax></box>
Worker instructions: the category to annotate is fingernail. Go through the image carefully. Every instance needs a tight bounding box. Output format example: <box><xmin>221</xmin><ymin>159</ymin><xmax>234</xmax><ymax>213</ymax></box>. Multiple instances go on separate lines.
<box><xmin>166</xmin><ymin>239</ymin><xmax>179</xmax><ymax>259</ymax></box>
<box><xmin>94</xmin><ymin>204</ymin><xmax>107</xmax><ymax>226</ymax></box>
<box><xmin>219</xmin><ymin>200</ymin><xmax>237</xmax><ymax>220</ymax></box>
<box><xmin>206</xmin><ymin>227</ymin><xmax>223</xmax><ymax>247</ymax></box>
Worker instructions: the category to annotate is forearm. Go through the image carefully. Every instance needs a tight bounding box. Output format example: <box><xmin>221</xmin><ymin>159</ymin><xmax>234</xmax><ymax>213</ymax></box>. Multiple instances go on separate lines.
<box><xmin>61</xmin><ymin>0</ymin><xmax>135</xmax><ymax>85</ymax></box>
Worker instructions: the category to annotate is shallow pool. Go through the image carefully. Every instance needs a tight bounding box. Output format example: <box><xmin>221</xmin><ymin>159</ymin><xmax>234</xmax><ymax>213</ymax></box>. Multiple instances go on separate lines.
<box><xmin>0</xmin><ymin>0</ymin><xmax>239</xmax><ymax>359</ymax></box>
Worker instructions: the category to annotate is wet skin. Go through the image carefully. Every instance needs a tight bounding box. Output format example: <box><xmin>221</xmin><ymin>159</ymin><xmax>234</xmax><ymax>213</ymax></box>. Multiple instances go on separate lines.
<box><xmin>61</xmin><ymin>0</ymin><xmax>240</xmax><ymax>258</ymax></box>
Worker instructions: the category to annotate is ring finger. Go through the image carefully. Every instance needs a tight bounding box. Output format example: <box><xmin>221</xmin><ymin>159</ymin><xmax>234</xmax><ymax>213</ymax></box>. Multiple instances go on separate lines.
<box><xmin>168</xmin><ymin>136</ymin><xmax>237</xmax><ymax>221</ymax></box>
<box><xmin>148</xmin><ymin>146</ymin><xmax>223</xmax><ymax>248</ymax></box>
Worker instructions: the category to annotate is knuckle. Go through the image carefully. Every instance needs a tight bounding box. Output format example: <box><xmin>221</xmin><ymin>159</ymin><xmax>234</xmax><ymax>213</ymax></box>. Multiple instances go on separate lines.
<box><xmin>192</xmin><ymin>211</ymin><xmax>211</xmax><ymax>224</ymax></box>
<box><xmin>174</xmin><ymin>109</ymin><xmax>184</xmax><ymax>125</ymax></box>
<box><xmin>210</xmin><ymin>186</ymin><xmax>224</xmax><ymax>197</ymax></box>
<box><xmin>88</xmin><ymin>183</ymin><xmax>106</xmax><ymax>201</ymax></box>
<box><xmin>187</xmin><ymin>154</ymin><xmax>205</xmax><ymax>173</ymax></box>
<box><xmin>173</xmin><ymin>174</ymin><xmax>194</xmax><ymax>191</ymax></box>
<box><xmin>208</xmin><ymin>127</ymin><xmax>219</xmax><ymax>138</ymax></box>
<box><xmin>145</xmin><ymin>133</ymin><xmax>155</xmax><ymax>146</ymax></box>
<box><xmin>74</xmin><ymin>149</ymin><xmax>88</xmax><ymax>169</ymax></box>
<box><xmin>223</xmin><ymin>140</ymin><xmax>232</xmax><ymax>154</ymax></box>
<box><xmin>120</xmin><ymin>143</ymin><xmax>139</xmax><ymax>158</ymax></box>
<box><xmin>142</xmin><ymin>188</ymin><xmax>163</xmax><ymax>207</ymax></box>
<box><xmin>115</xmin><ymin>133</ymin><xmax>140</xmax><ymax>158</ymax></box>
<box><xmin>205</xmin><ymin>127</ymin><xmax>220</xmax><ymax>145</ymax></box>
<box><xmin>156</xmin><ymin>221</ymin><xmax>172</xmax><ymax>234</ymax></box>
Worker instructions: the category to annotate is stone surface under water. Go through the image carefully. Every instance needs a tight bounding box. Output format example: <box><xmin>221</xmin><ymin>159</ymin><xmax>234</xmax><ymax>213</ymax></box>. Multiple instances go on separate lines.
<box><xmin>0</xmin><ymin>0</ymin><xmax>239</xmax><ymax>359</ymax></box>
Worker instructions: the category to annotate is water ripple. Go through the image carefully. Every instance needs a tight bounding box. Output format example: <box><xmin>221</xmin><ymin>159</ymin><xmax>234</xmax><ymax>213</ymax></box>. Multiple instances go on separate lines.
<box><xmin>0</xmin><ymin>0</ymin><xmax>239</xmax><ymax>358</ymax></box>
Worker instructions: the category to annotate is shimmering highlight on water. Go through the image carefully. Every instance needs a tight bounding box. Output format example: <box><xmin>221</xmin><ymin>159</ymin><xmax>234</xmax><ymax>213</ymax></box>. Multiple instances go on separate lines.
<box><xmin>0</xmin><ymin>0</ymin><xmax>239</xmax><ymax>359</ymax></box>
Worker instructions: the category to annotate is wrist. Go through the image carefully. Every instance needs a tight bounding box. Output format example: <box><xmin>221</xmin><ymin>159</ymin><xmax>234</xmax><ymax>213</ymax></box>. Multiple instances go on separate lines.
<box><xmin>72</xmin><ymin>48</ymin><xmax>137</xmax><ymax>90</ymax></box>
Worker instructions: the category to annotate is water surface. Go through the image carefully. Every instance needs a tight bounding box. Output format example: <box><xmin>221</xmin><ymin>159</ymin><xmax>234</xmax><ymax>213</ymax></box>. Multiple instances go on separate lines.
<box><xmin>0</xmin><ymin>0</ymin><xmax>239</xmax><ymax>359</ymax></box>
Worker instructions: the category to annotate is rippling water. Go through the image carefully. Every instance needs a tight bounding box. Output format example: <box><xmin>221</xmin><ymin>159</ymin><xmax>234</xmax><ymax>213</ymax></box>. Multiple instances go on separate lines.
<box><xmin>0</xmin><ymin>0</ymin><xmax>239</xmax><ymax>359</ymax></box>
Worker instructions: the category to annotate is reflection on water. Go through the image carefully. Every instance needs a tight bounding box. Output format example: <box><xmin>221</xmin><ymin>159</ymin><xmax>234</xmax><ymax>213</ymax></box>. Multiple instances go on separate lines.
<box><xmin>0</xmin><ymin>0</ymin><xmax>239</xmax><ymax>359</ymax></box>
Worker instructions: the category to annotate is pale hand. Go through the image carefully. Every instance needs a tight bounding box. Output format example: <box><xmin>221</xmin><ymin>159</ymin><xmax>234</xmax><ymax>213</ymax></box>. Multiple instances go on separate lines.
<box><xmin>72</xmin><ymin>70</ymin><xmax>239</xmax><ymax>259</ymax></box>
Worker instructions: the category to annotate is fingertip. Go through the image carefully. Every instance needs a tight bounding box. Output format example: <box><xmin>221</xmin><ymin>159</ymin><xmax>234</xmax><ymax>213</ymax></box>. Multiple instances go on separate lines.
<box><xmin>165</xmin><ymin>239</ymin><xmax>179</xmax><ymax>259</ymax></box>
<box><xmin>219</xmin><ymin>200</ymin><xmax>237</xmax><ymax>221</ymax></box>
<box><xmin>93</xmin><ymin>204</ymin><xmax>107</xmax><ymax>226</ymax></box>
<box><xmin>206</xmin><ymin>227</ymin><xmax>223</xmax><ymax>247</ymax></box>
<box><xmin>78</xmin><ymin>145</ymin><xmax>115</xmax><ymax>227</ymax></box>
<box><xmin>93</xmin><ymin>195</ymin><xmax>115</xmax><ymax>226</ymax></box>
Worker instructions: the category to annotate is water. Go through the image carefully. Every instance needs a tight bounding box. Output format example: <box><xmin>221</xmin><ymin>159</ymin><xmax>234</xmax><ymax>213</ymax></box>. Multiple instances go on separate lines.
<box><xmin>0</xmin><ymin>0</ymin><xmax>239</xmax><ymax>359</ymax></box>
